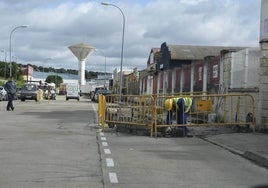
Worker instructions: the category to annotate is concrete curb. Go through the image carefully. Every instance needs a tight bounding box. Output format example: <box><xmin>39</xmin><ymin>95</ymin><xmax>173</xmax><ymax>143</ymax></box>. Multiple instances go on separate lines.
<box><xmin>200</xmin><ymin>137</ymin><xmax>268</xmax><ymax>169</ymax></box>
<box><xmin>244</xmin><ymin>151</ymin><xmax>268</xmax><ymax>169</ymax></box>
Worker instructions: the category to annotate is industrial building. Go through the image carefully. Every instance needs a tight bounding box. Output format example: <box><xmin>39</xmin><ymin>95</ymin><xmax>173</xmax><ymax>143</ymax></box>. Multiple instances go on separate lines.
<box><xmin>130</xmin><ymin>42</ymin><xmax>263</xmax><ymax>131</ymax></box>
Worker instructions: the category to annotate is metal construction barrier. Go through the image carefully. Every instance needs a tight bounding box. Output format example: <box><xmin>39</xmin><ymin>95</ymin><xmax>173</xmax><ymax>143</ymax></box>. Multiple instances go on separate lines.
<box><xmin>98</xmin><ymin>93</ymin><xmax>256</xmax><ymax>137</ymax></box>
<box><xmin>154</xmin><ymin>93</ymin><xmax>256</xmax><ymax>137</ymax></box>
<box><xmin>98</xmin><ymin>94</ymin><xmax>155</xmax><ymax>135</ymax></box>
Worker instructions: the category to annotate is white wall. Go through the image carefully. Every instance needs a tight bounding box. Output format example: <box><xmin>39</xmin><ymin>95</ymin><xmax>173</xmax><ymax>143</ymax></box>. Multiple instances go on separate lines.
<box><xmin>230</xmin><ymin>48</ymin><xmax>260</xmax><ymax>89</ymax></box>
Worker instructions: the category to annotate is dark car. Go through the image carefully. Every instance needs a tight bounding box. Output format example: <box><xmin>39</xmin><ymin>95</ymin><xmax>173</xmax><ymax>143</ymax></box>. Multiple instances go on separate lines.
<box><xmin>15</xmin><ymin>87</ymin><xmax>22</xmax><ymax>100</ymax></box>
<box><xmin>20</xmin><ymin>84</ymin><xmax>39</xmax><ymax>102</ymax></box>
<box><xmin>93</xmin><ymin>89</ymin><xmax>112</xmax><ymax>102</ymax></box>
<box><xmin>91</xmin><ymin>86</ymin><xmax>107</xmax><ymax>101</ymax></box>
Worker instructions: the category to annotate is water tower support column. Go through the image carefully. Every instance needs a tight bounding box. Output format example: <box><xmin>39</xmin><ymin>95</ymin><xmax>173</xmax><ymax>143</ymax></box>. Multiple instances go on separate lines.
<box><xmin>80</xmin><ymin>59</ymin><xmax>86</xmax><ymax>85</ymax></box>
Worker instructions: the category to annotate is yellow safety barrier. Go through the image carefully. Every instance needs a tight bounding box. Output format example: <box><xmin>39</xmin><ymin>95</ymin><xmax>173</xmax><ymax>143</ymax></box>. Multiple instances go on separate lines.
<box><xmin>98</xmin><ymin>94</ymin><xmax>155</xmax><ymax>135</ymax></box>
<box><xmin>98</xmin><ymin>94</ymin><xmax>106</xmax><ymax>128</ymax></box>
<box><xmin>98</xmin><ymin>93</ymin><xmax>255</xmax><ymax>137</ymax></box>
<box><xmin>154</xmin><ymin>93</ymin><xmax>255</xmax><ymax>136</ymax></box>
<box><xmin>36</xmin><ymin>89</ymin><xmax>43</xmax><ymax>102</ymax></box>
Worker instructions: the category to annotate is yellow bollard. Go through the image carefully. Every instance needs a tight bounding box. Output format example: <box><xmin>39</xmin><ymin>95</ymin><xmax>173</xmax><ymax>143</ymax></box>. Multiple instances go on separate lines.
<box><xmin>36</xmin><ymin>89</ymin><xmax>43</xmax><ymax>102</ymax></box>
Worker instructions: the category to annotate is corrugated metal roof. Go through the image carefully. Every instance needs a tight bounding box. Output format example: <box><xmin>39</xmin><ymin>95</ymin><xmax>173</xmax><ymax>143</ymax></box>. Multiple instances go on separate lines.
<box><xmin>168</xmin><ymin>45</ymin><xmax>246</xmax><ymax>60</ymax></box>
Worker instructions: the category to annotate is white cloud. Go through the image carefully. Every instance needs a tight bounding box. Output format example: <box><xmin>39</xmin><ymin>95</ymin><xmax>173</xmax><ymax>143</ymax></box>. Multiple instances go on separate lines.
<box><xmin>0</xmin><ymin>0</ymin><xmax>261</xmax><ymax>73</ymax></box>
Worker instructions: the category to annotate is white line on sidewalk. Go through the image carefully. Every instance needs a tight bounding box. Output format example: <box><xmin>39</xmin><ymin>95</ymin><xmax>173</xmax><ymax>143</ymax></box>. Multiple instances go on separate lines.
<box><xmin>109</xmin><ymin>172</ymin><xmax>118</xmax><ymax>183</ymax></box>
<box><xmin>97</xmin><ymin>128</ymin><xmax>118</xmax><ymax>183</ymax></box>
<box><xmin>102</xmin><ymin>142</ymin><xmax>108</xmax><ymax>147</ymax></box>
<box><xmin>106</xmin><ymin>158</ymin><xmax>115</xmax><ymax>167</ymax></box>
<box><xmin>104</xmin><ymin>148</ymin><xmax>111</xmax><ymax>154</ymax></box>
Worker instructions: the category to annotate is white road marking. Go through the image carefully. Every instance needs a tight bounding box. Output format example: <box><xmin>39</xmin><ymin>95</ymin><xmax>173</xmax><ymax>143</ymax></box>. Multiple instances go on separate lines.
<box><xmin>109</xmin><ymin>172</ymin><xmax>118</xmax><ymax>183</ymax></box>
<box><xmin>106</xmin><ymin>158</ymin><xmax>115</xmax><ymax>167</ymax></box>
<box><xmin>104</xmin><ymin>148</ymin><xmax>111</xmax><ymax>154</ymax></box>
<box><xmin>95</xmin><ymin>123</ymin><xmax>118</xmax><ymax>183</ymax></box>
<box><xmin>102</xmin><ymin>142</ymin><xmax>108</xmax><ymax>147</ymax></box>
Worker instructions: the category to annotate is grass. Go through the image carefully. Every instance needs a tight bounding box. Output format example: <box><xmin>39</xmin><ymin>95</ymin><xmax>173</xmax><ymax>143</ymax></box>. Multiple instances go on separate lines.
<box><xmin>0</xmin><ymin>77</ymin><xmax>26</xmax><ymax>87</ymax></box>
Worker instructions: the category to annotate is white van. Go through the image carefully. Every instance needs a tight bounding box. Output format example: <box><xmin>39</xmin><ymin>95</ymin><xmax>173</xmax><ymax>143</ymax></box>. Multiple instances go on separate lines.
<box><xmin>66</xmin><ymin>84</ymin><xmax>80</xmax><ymax>101</ymax></box>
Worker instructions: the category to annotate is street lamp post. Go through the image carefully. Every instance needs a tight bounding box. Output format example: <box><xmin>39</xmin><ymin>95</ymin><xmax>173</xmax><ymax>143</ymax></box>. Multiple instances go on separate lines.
<box><xmin>101</xmin><ymin>2</ymin><xmax>125</xmax><ymax>100</ymax></box>
<box><xmin>104</xmin><ymin>55</ymin><xmax>107</xmax><ymax>87</ymax></box>
<box><xmin>9</xmin><ymin>25</ymin><xmax>29</xmax><ymax>77</ymax></box>
<box><xmin>12</xmin><ymin>55</ymin><xmax>17</xmax><ymax>79</ymax></box>
<box><xmin>95</xmin><ymin>49</ymin><xmax>107</xmax><ymax>87</ymax></box>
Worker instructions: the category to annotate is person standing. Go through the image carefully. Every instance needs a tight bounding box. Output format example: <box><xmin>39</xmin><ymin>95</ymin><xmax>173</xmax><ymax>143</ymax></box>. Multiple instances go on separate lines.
<box><xmin>4</xmin><ymin>77</ymin><xmax>17</xmax><ymax>111</ymax></box>
<box><xmin>164</xmin><ymin>97</ymin><xmax>193</xmax><ymax>136</ymax></box>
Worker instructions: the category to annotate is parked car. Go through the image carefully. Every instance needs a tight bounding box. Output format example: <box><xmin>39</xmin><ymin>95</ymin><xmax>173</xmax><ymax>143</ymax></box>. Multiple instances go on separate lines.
<box><xmin>93</xmin><ymin>89</ymin><xmax>112</xmax><ymax>102</ymax></box>
<box><xmin>66</xmin><ymin>84</ymin><xmax>80</xmax><ymax>101</ymax></box>
<box><xmin>91</xmin><ymin>86</ymin><xmax>107</xmax><ymax>101</ymax></box>
<box><xmin>0</xmin><ymin>86</ymin><xmax>7</xmax><ymax>101</ymax></box>
<box><xmin>0</xmin><ymin>93</ymin><xmax>6</xmax><ymax>101</ymax></box>
<box><xmin>16</xmin><ymin>87</ymin><xmax>21</xmax><ymax>100</ymax></box>
<box><xmin>20</xmin><ymin>84</ymin><xmax>39</xmax><ymax>102</ymax></box>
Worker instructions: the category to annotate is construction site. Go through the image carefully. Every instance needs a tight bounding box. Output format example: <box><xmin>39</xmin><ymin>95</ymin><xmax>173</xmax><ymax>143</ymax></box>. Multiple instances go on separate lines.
<box><xmin>97</xmin><ymin>92</ymin><xmax>255</xmax><ymax>137</ymax></box>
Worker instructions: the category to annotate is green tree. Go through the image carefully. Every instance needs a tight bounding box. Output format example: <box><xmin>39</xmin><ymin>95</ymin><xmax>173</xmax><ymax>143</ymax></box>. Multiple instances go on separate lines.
<box><xmin>0</xmin><ymin>61</ymin><xmax>6</xmax><ymax>78</ymax></box>
<box><xmin>45</xmin><ymin>75</ymin><xmax>63</xmax><ymax>88</ymax></box>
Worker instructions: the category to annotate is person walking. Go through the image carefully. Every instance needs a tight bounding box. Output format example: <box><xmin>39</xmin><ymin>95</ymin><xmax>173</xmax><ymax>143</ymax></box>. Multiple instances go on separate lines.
<box><xmin>4</xmin><ymin>77</ymin><xmax>17</xmax><ymax>111</ymax></box>
<box><xmin>164</xmin><ymin>97</ymin><xmax>193</xmax><ymax>136</ymax></box>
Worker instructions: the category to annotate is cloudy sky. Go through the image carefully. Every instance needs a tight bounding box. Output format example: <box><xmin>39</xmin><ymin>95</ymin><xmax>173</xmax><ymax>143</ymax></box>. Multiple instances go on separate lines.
<box><xmin>0</xmin><ymin>0</ymin><xmax>261</xmax><ymax>73</ymax></box>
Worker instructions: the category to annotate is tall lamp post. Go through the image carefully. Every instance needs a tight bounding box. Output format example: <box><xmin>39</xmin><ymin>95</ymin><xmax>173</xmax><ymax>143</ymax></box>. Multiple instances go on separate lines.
<box><xmin>95</xmin><ymin>49</ymin><xmax>107</xmax><ymax>87</ymax></box>
<box><xmin>101</xmin><ymin>2</ymin><xmax>125</xmax><ymax>100</ymax></box>
<box><xmin>9</xmin><ymin>25</ymin><xmax>29</xmax><ymax>77</ymax></box>
<box><xmin>12</xmin><ymin>55</ymin><xmax>17</xmax><ymax>79</ymax></box>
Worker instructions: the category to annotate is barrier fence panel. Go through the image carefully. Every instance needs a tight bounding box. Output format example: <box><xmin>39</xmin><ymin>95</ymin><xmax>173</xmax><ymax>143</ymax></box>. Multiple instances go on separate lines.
<box><xmin>98</xmin><ymin>94</ymin><xmax>106</xmax><ymax>128</ymax></box>
<box><xmin>154</xmin><ymin>93</ymin><xmax>255</xmax><ymax>137</ymax></box>
<box><xmin>99</xmin><ymin>94</ymin><xmax>155</xmax><ymax>136</ymax></box>
<box><xmin>98</xmin><ymin>93</ymin><xmax>255</xmax><ymax>137</ymax></box>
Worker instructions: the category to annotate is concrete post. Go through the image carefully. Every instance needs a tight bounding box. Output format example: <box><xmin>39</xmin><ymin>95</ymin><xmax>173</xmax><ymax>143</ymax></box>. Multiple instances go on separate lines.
<box><xmin>190</xmin><ymin>63</ymin><xmax>194</xmax><ymax>93</ymax></box>
<box><xmin>259</xmin><ymin>0</ymin><xmax>268</xmax><ymax>130</ymax></box>
<box><xmin>180</xmin><ymin>66</ymin><xmax>184</xmax><ymax>93</ymax></box>
<box><xmin>203</xmin><ymin>60</ymin><xmax>208</xmax><ymax>94</ymax></box>
<box><xmin>259</xmin><ymin>43</ymin><xmax>268</xmax><ymax>130</ymax></box>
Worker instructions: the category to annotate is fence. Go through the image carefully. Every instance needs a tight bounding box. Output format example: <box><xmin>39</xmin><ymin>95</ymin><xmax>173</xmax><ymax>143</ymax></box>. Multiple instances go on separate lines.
<box><xmin>98</xmin><ymin>93</ymin><xmax>255</xmax><ymax>137</ymax></box>
<box><xmin>98</xmin><ymin>94</ymin><xmax>155</xmax><ymax>134</ymax></box>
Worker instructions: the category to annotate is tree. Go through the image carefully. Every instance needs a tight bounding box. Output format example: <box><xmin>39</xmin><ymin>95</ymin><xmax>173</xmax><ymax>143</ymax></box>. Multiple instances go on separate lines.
<box><xmin>45</xmin><ymin>75</ymin><xmax>63</xmax><ymax>88</ymax></box>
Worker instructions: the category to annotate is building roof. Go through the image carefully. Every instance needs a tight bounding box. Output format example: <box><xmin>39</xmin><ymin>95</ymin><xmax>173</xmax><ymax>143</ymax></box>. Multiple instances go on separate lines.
<box><xmin>168</xmin><ymin>45</ymin><xmax>246</xmax><ymax>60</ymax></box>
<box><xmin>147</xmin><ymin>48</ymin><xmax>161</xmax><ymax>65</ymax></box>
<box><xmin>151</xmin><ymin>48</ymin><xmax>160</xmax><ymax>53</ymax></box>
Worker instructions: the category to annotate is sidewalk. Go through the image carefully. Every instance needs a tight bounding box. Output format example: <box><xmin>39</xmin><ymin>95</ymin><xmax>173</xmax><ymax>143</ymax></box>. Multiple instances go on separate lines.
<box><xmin>202</xmin><ymin>132</ymin><xmax>268</xmax><ymax>169</ymax></box>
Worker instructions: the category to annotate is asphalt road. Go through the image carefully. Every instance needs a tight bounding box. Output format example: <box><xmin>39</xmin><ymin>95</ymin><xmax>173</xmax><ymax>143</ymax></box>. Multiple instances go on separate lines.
<box><xmin>0</xmin><ymin>96</ymin><xmax>267</xmax><ymax>188</ymax></box>
<box><xmin>0</xmin><ymin>97</ymin><xmax>102</xmax><ymax>188</ymax></box>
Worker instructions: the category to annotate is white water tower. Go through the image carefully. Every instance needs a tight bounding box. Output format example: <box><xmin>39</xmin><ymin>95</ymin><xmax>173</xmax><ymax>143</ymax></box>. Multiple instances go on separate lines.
<box><xmin>68</xmin><ymin>43</ymin><xmax>95</xmax><ymax>85</ymax></box>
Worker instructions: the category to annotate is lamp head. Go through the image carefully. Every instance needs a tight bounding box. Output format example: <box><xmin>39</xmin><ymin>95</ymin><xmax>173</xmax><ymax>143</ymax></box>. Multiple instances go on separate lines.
<box><xmin>101</xmin><ymin>2</ymin><xmax>109</xmax><ymax>5</ymax></box>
